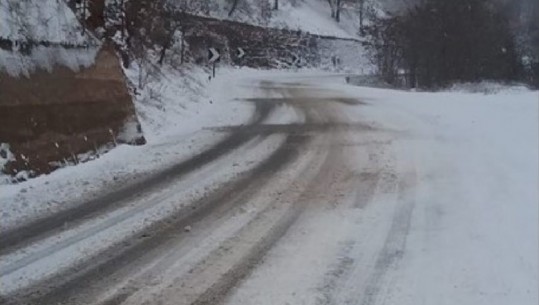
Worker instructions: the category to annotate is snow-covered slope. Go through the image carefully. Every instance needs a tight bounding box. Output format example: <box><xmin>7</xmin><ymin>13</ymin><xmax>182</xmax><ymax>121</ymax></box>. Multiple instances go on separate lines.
<box><xmin>188</xmin><ymin>0</ymin><xmax>365</xmax><ymax>39</ymax></box>
<box><xmin>269</xmin><ymin>0</ymin><xmax>362</xmax><ymax>39</ymax></box>
<box><xmin>0</xmin><ymin>0</ymin><xmax>89</xmax><ymax>44</ymax></box>
<box><xmin>0</xmin><ymin>0</ymin><xmax>99</xmax><ymax>77</ymax></box>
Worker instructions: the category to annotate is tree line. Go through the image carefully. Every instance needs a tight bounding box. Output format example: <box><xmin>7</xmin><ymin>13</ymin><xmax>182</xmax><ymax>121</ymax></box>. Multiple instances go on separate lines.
<box><xmin>366</xmin><ymin>0</ymin><xmax>538</xmax><ymax>88</ymax></box>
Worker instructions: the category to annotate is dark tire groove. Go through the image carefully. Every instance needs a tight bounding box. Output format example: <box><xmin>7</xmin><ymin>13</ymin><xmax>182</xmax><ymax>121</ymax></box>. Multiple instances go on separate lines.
<box><xmin>4</xmin><ymin>134</ymin><xmax>310</xmax><ymax>305</ymax></box>
<box><xmin>0</xmin><ymin>102</ymin><xmax>275</xmax><ymax>257</ymax></box>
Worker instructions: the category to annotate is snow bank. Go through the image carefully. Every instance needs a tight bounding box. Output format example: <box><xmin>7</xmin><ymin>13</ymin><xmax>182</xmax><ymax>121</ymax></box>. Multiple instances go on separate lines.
<box><xmin>182</xmin><ymin>0</ymin><xmax>365</xmax><ymax>39</ymax></box>
<box><xmin>269</xmin><ymin>0</ymin><xmax>360</xmax><ymax>39</ymax></box>
<box><xmin>0</xmin><ymin>0</ymin><xmax>89</xmax><ymax>44</ymax></box>
<box><xmin>218</xmin><ymin>74</ymin><xmax>538</xmax><ymax>305</ymax></box>
<box><xmin>365</xmin><ymin>89</ymin><xmax>537</xmax><ymax>305</ymax></box>
<box><xmin>0</xmin><ymin>0</ymin><xmax>100</xmax><ymax>76</ymax></box>
<box><xmin>317</xmin><ymin>38</ymin><xmax>373</xmax><ymax>73</ymax></box>
<box><xmin>124</xmin><ymin>63</ymin><xmax>257</xmax><ymax>142</ymax></box>
<box><xmin>0</xmin><ymin>46</ymin><xmax>99</xmax><ymax>77</ymax></box>
<box><xmin>0</xmin><ymin>143</ymin><xmax>15</xmax><ymax>183</ymax></box>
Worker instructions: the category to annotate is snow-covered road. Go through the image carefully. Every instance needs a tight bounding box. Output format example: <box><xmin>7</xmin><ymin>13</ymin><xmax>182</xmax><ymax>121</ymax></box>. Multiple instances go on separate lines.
<box><xmin>226</xmin><ymin>76</ymin><xmax>539</xmax><ymax>305</ymax></box>
<box><xmin>1</xmin><ymin>71</ymin><xmax>537</xmax><ymax>305</ymax></box>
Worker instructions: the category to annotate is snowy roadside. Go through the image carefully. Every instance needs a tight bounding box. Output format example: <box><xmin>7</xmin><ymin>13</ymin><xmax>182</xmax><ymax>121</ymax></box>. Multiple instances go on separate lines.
<box><xmin>0</xmin><ymin>134</ymin><xmax>288</xmax><ymax>295</ymax></box>
<box><xmin>225</xmin><ymin>79</ymin><xmax>538</xmax><ymax>305</ymax></box>
<box><xmin>342</xmin><ymin>86</ymin><xmax>539</xmax><ymax>305</ymax></box>
<box><xmin>0</xmin><ymin>66</ymin><xmax>301</xmax><ymax>233</ymax></box>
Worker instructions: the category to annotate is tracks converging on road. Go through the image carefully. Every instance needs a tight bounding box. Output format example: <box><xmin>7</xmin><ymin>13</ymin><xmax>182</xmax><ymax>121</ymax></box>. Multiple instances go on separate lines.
<box><xmin>0</xmin><ymin>101</ymin><xmax>275</xmax><ymax>257</ymax></box>
<box><xmin>1</xmin><ymin>80</ymin><xmax>387</xmax><ymax>305</ymax></box>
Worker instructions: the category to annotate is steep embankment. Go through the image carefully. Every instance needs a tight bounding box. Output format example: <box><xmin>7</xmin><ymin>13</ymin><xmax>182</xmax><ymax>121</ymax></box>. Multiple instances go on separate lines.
<box><xmin>0</xmin><ymin>0</ymin><xmax>144</xmax><ymax>180</ymax></box>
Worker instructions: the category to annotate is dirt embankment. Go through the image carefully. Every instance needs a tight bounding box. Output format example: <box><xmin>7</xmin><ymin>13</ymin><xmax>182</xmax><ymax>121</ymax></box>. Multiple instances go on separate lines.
<box><xmin>0</xmin><ymin>45</ymin><xmax>145</xmax><ymax>178</ymax></box>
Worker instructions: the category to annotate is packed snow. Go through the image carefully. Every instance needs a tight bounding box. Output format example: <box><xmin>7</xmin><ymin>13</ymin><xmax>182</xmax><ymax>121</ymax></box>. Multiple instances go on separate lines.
<box><xmin>1</xmin><ymin>67</ymin><xmax>536</xmax><ymax>305</ymax></box>
<box><xmin>0</xmin><ymin>134</ymin><xmax>287</xmax><ymax>294</ymax></box>
<box><xmin>0</xmin><ymin>0</ymin><xmax>89</xmax><ymax>44</ymax></box>
<box><xmin>269</xmin><ymin>0</ymin><xmax>363</xmax><ymax>39</ymax></box>
<box><xmin>0</xmin><ymin>66</ymin><xmax>301</xmax><ymax>234</ymax></box>
<box><xmin>0</xmin><ymin>143</ymin><xmax>15</xmax><ymax>183</ymax></box>
<box><xmin>181</xmin><ymin>0</ymin><xmax>370</xmax><ymax>39</ymax></box>
<box><xmin>224</xmin><ymin>73</ymin><xmax>538</xmax><ymax>305</ymax></box>
<box><xmin>0</xmin><ymin>0</ymin><xmax>99</xmax><ymax>76</ymax></box>
<box><xmin>0</xmin><ymin>46</ymin><xmax>99</xmax><ymax>77</ymax></box>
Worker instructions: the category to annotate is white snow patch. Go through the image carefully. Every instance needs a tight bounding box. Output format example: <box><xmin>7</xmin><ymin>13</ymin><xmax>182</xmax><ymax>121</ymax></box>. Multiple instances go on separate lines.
<box><xmin>0</xmin><ymin>46</ymin><xmax>99</xmax><ymax>77</ymax></box>
<box><xmin>116</xmin><ymin>119</ymin><xmax>142</xmax><ymax>144</ymax></box>
<box><xmin>0</xmin><ymin>134</ymin><xmax>287</xmax><ymax>295</ymax></box>
<box><xmin>125</xmin><ymin>64</ymin><xmax>257</xmax><ymax>142</ymax></box>
<box><xmin>0</xmin><ymin>67</ymin><xmax>302</xmax><ymax>233</ymax></box>
<box><xmin>447</xmin><ymin>81</ymin><xmax>532</xmax><ymax>94</ymax></box>
<box><xmin>269</xmin><ymin>0</ymin><xmax>361</xmax><ymax>39</ymax></box>
<box><xmin>0</xmin><ymin>0</ymin><xmax>90</xmax><ymax>45</ymax></box>
<box><xmin>0</xmin><ymin>143</ymin><xmax>15</xmax><ymax>183</ymax></box>
<box><xmin>226</xmin><ymin>75</ymin><xmax>538</xmax><ymax>305</ymax></box>
<box><xmin>0</xmin><ymin>0</ymin><xmax>99</xmax><ymax>76</ymax></box>
<box><xmin>179</xmin><ymin>0</ymin><xmax>371</xmax><ymax>39</ymax></box>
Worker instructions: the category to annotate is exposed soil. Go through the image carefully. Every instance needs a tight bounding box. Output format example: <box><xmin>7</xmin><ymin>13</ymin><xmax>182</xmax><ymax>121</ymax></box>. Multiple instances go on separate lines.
<box><xmin>0</xmin><ymin>45</ymin><xmax>145</xmax><ymax>178</ymax></box>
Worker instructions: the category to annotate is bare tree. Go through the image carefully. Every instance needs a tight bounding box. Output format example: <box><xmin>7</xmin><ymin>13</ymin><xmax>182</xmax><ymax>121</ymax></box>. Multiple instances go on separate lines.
<box><xmin>156</xmin><ymin>3</ymin><xmax>189</xmax><ymax>65</ymax></box>
<box><xmin>326</xmin><ymin>0</ymin><xmax>343</xmax><ymax>22</ymax></box>
<box><xmin>261</xmin><ymin>0</ymin><xmax>272</xmax><ymax>25</ymax></box>
<box><xmin>80</xmin><ymin>0</ymin><xmax>87</xmax><ymax>35</ymax></box>
<box><xmin>118</xmin><ymin>0</ymin><xmax>126</xmax><ymax>39</ymax></box>
<box><xmin>326</xmin><ymin>0</ymin><xmax>335</xmax><ymax>18</ymax></box>
<box><xmin>359</xmin><ymin>0</ymin><xmax>365</xmax><ymax>35</ymax></box>
<box><xmin>335</xmin><ymin>0</ymin><xmax>342</xmax><ymax>22</ymax></box>
<box><xmin>201</xmin><ymin>0</ymin><xmax>211</xmax><ymax>15</ymax></box>
<box><xmin>367</xmin><ymin>0</ymin><xmax>523</xmax><ymax>88</ymax></box>
<box><xmin>228</xmin><ymin>0</ymin><xmax>240</xmax><ymax>17</ymax></box>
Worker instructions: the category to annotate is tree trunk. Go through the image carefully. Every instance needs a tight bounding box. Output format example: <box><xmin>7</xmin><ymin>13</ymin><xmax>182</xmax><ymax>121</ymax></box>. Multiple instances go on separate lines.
<box><xmin>327</xmin><ymin>0</ymin><xmax>335</xmax><ymax>18</ymax></box>
<box><xmin>274</xmin><ymin>0</ymin><xmax>278</xmax><ymax>10</ymax></box>
<box><xmin>81</xmin><ymin>0</ymin><xmax>87</xmax><ymax>35</ymax></box>
<box><xmin>228</xmin><ymin>0</ymin><xmax>240</xmax><ymax>17</ymax></box>
<box><xmin>158</xmin><ymin>29</ymin><xmax>175</xmax><ymax>65</ymax></box>
<box><xmin>335</xmin><ymin>0</ymin><xmax>341</xmax><ymax>22</ymax></box>
<box><xmin>180</xmin><ymin>29</ymin><xmax>185</xmax><ymax>64</ymax></box>
<box><xmin>359</xmin><ymin>0</ymin><xmax>364</xmax><ymax>35</ymax></box>
<box><xmin>158</xmin><ymin>42</ymin><xmax>169</xmax><ymax>65</ymax></box>
<box><xmin>120</xmin><ymin>0</ymin><xmax>126</xmax><ymax>39</ymax></box>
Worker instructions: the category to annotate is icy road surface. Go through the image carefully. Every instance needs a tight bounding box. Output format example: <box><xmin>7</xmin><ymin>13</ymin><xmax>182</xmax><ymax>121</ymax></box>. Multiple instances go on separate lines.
<box><xmin>1</xmin><ymin>72</ymin><xmax>537</xmax><ymax>305</ymax></box>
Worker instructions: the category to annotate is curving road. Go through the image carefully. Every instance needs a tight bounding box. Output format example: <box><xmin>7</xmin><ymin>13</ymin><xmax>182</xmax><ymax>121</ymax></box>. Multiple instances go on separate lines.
<box><xmin>3</xmin><ymin>75</ymin><xmax>534</xmax><ymax>305</ymax></box>
<box><xmin>0</xmin><ymin>78</ymin><xmax>379</xmax><ymax>305</ymax></box>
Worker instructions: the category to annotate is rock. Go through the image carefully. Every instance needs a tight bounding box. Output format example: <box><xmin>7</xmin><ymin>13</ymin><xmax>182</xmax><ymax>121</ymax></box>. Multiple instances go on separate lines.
<box><xmin>184</xmin><ymin>225</ymin><xmax>192</xmax><ymax>232</ymax></box>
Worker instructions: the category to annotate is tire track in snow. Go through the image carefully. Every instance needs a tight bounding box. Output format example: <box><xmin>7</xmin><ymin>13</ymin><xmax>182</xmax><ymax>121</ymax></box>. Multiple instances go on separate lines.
<box><xmin>0</xmin><ymin>102</ymin><xmax>275</xmax><ymax>257</ymax></box>
<box><xmin>2</xmin><ymin>85</ymin><xmax>326</xmax><ymax>304</ymax></box>
<box><xmin>359</xmin><ymin>169</ymin><xmax>417</xmax><ymax>305</ymax></box>
<box><xmin>310</xmin><ymin>127</ymin><xmax>417</xmax><ymax>305</ymax></box>
<box><xmin>315</xmin><ymin>132</ymin><xmax>394</xmax><ymax>305</ymax></box>
<box><xmin>2</xmin><ymin>81</ymin><xmax>363</xmax><ymax>305</ymax></box>
<box><xmin>2</xmin><ymin>132</ymin><xmax>309</xmax><ymax>305</ymax></box>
